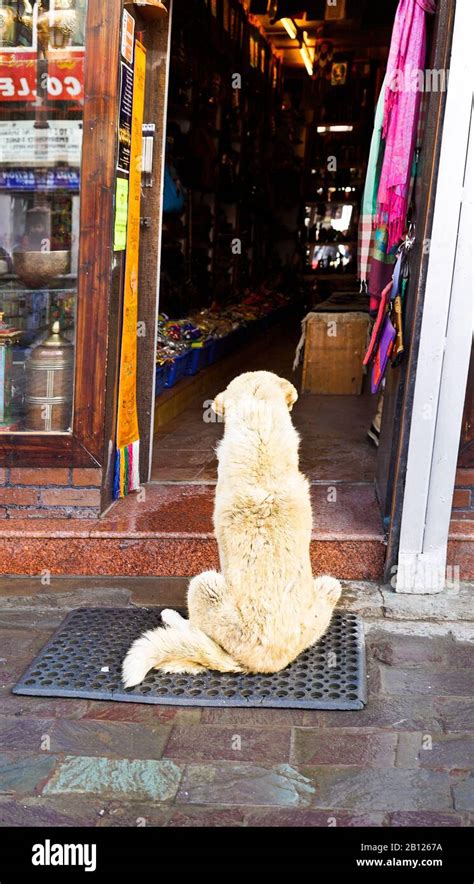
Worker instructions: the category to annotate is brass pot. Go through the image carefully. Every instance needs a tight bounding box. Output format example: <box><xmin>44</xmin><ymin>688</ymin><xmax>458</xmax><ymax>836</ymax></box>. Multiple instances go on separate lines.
<box><xmin>25</xmin><ymin>321</ymin><xmax>74</xmax><ymax>432</ymax></box>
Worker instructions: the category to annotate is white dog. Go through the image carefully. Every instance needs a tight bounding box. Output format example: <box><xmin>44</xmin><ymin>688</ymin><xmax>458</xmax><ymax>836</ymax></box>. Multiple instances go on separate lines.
<box><xmin>123</xmin><ymin>371</ymin><xmax>341</xmax><ymax>686</ymax></box>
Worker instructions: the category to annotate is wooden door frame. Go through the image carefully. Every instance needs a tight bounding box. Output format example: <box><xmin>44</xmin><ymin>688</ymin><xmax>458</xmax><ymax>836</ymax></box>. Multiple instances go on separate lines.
<box><xmin>136</xmin><ymin>1</ymin><xmax>173</xmax><ymax>485</ymax></box>
<box><xmin>0</xmin><ymin>0</ymin><xmax>123</xmax><ymax>469</ymax></box>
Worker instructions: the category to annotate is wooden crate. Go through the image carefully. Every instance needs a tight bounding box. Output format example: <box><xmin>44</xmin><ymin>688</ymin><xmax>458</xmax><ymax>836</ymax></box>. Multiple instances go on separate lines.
<box><xmin>301</xmin><ymin>311</ymin><xmax>369</xmax><ymax>395</ymax></box>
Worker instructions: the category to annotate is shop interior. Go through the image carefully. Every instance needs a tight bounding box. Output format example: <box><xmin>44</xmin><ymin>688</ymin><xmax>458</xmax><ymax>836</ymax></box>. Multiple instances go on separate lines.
<box><xmin>151</xmin><ymin>0</ymin><xmax>402</xmax><ymax>533</ymax></box>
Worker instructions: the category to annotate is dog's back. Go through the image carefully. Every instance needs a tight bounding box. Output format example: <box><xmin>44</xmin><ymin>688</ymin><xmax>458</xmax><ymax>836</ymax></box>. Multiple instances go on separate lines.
<box><xmin>122</xmin><ymin>371</ymin><xmax>341</xmax><ymax>684</ymax></box>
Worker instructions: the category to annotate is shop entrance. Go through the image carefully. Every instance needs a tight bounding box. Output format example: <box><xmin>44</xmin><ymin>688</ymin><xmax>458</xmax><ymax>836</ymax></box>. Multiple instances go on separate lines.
<box><xmin>138</xmin><ymin>0</ymin><xmax>452</xmax><ymax>580</ymax></box>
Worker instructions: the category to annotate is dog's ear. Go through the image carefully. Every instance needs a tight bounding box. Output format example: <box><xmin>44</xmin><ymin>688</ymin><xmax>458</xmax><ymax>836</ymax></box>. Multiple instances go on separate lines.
<box><xmin>279</xmin><ymin>378</ymin><xmax>298</xmax><ymax>411</ymax></box>
<box><xmin>211</xmin><ymin>392</ymin><xmax>226</xmax><ymax>417</ymax></box>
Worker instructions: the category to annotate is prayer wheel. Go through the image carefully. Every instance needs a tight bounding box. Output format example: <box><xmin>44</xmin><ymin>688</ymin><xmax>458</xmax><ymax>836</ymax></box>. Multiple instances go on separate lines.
<box><xmin>25</xmin><ymin>321</ymin><xmax>74</xmax><ymax>432</ymax></box>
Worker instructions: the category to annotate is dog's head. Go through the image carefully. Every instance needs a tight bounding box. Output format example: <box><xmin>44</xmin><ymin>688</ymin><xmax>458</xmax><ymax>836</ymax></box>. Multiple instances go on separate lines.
<box><xmin>212</xmin><ymin>371</ymin><xmax>298</xmax><ymax>419</ymax></box>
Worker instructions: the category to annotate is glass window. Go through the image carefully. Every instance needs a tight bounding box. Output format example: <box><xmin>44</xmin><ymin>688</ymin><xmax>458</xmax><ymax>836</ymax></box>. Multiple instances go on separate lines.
<box><xmin>0</xmin><ymin>1</ymin><xmax>87</xmax><ymax>432</ymax></box>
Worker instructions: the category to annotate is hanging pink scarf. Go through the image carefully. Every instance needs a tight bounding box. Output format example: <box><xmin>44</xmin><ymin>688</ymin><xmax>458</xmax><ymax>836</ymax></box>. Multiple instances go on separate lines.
<box><xmin>376</xmin><ymin>0</ymin><xmax>436</xmax><ymax>248</ymax></box>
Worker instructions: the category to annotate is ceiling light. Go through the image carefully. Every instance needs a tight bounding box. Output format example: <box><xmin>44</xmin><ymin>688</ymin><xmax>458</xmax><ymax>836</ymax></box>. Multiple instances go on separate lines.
<box><xmin>280</xmin><ymin>17</ymin><xmax>297</xmax><ymax>40</ymax></box>
<box><xmin>300</xmin><ymin>44</ymin><xmax>313</xmax><ymax>76</ymax></box>
<box><xmin>299</xmin><ymin>30</ymin><xmax>314</xmax><ymax>76</ymax></box>
<box><xmin>317</xmin><ymin>125</ymin><xmax>354</xmax><ymax>133</ymax></box>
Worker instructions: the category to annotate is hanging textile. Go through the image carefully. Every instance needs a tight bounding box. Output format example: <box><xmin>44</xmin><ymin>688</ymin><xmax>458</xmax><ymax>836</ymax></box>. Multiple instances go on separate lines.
<box><xmin>375</xmin><ymin>0</ymin><xmax>436</xmax><ymax>249</ymax></box>
<box><xmin>368</xmin><ymin>70</ymin><xmax>429</xmax><ymax>313</ymax></box>
<box><xmin>114</xmin><ymin>41</ymin><xmax>146</xmax><ymax>499</ymax></box>
<box><xmin>367</xmin><ymin>224</ymin><xmax>399</xmax><ymax>314</ymax></box>
<box><xmin>358</xmin><ymin>73</ymin><xmax>387</xmax><ymax>287</ymax></box>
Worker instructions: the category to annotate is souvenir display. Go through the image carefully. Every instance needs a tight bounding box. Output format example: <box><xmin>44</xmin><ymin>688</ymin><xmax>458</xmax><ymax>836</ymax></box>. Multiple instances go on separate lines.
<box><xmin>155</xmin><ymin>287</ymin><xmax>290</xmax><ymax>391</ymax></box>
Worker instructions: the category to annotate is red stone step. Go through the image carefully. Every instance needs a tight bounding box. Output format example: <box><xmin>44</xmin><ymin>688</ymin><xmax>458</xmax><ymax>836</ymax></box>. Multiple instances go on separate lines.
<box><xmin>0</xmin><ymin>483</ymin><xmax>387</xmax><ymax>580</ymax></box>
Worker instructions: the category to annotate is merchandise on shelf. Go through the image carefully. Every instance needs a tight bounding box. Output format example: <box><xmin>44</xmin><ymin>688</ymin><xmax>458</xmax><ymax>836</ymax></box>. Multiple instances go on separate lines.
<box><xmin>155</xmin><ymin>287</ymin><xmax>290</xmax><ymax>394</ymax></box>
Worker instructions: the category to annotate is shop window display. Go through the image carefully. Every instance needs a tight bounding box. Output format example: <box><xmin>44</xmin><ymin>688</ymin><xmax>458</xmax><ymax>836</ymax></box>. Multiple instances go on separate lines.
<box><xmin>0</xmin><ymin>0</ymin><xmax>87</xmax><ymax>431</ymax></box>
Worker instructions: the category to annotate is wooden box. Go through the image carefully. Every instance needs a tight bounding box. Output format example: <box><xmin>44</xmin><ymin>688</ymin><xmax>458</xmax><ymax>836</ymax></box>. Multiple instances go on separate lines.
<box><xmin>301</xmin><ymin>311</ymin><xmax>369</xmax><ymax>395</ymax></box>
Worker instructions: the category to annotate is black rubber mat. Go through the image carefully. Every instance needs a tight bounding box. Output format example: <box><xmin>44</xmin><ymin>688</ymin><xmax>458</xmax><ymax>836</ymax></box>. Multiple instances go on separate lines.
<box><xmin>13</xmin><ymin>607</ymin><xmax>366</xmax><ymax>710</ymax></box>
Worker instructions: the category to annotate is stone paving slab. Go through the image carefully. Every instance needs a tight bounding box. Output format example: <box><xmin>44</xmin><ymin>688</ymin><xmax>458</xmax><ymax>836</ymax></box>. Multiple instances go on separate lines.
<box><xmin>290</xmin><ymin>729</ymin><xmax>397</xmax><ymax>767</ymax></box>
<box><xmin>302</xmin><ymin>696</ymin><xmax>444</xmax><ymax>731</ymax></box>
<box><xmin>42</xmin><ymin>755</ymin><xmax>183</xmax><ymax>803</ymax></box>
<box><xmin>452</xmin><ymin>774</ymin><xmax>474</xmax><ymax>811</ymax></box>
<box><xmin>49</xmin><ymin>719</ymin><xmax>172</xmax><ymax>761</ymax></box>
<box><xmin>388</xmin><ymin>811</ymin><xmax>466</xmax><ymax>827</ymax></box>
<box><xmin>0</xmin><ymin>796</ymin><xmax>119</xmax><ymax>827</ymax></box>
<box><xmin>381</xmin><ymin>669</ymin><xmax>473</xmax><ymax>697</ymax></box>
<box><xmin>0</xmin><ymin>583</ymin><xmax>473</xmax><ymax>825</ymax></box>
<box><xmin>241</xmin><ymin>808</ymin><xmax>387</xmax><ymax>827</ymax></box>
<box><xmin>302</xmin><ymin>767</ymin><xmax>455</xmax><ymax>812</ymax></box>
<box><xmin>81</xmin><ymin>700</ymin><xmax>201</xmax><ymax>726</ymax></box>
<box><xmin>416</xmin><ymin>734</ymin><xmax>474</xmax><ymax>771</ymax></box>
<box><xmin>163</xmin><ymin>724</ymin><xmax>292</xmax><ymax>764</ymax></box>
<box><xmin>434</xmin><ymin>698</ymin><xmax>474</xmax><ymax>733</ymax></box>
<box><xmin>176</xmin><ymin>762</ymin><xmax>315</xmax><ymax>807</ymax></box>
<box><xmin>0</xmin><ymin>753</ymin><xmax>58</xmax><ymax>798</ymax></box>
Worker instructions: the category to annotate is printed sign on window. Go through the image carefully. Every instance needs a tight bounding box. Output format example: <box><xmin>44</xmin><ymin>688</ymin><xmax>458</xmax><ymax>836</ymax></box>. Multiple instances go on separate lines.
<box><xmin>0</xmin><ymin>50</ymin><xmax>84</xmax><ymax>103</ymax></box>
<box><xmin>0</xmin><ymin>120</ymin><xmax>83</xmax><ymax>166</ymax></box>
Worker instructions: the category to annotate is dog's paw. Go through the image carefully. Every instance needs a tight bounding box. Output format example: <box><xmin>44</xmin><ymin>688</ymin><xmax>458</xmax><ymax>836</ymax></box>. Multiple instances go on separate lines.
<box><xmin>314</xmin><ymin>575</ymin><xmax>342</xmax><ymax>607</ymax></box>
<box><xmin>161</xmin><ymin>608</ymin><xmax>188</xmax><ymax>630</ymax></box>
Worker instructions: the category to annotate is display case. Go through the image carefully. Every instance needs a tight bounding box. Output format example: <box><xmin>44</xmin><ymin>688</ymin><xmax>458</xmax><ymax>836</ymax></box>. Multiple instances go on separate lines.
<box><xmin>0</xmin><ymin>0</ymin><xmax>87</xmax><ymax>432</ymax></box>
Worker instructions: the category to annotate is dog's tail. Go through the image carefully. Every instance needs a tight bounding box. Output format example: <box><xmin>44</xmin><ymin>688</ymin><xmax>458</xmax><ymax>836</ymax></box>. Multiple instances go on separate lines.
<box><xmin>122</xmin><ymin>609</ymin><xmax>244</xmax><ymax>687</ymax></box>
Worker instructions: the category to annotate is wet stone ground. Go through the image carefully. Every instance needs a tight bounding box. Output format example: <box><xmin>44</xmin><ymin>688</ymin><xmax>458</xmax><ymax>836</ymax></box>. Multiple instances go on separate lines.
<box><xmin>0</xmin><ymin>578</ymin><xmax>472</xmax><ymax>827</ymax></box>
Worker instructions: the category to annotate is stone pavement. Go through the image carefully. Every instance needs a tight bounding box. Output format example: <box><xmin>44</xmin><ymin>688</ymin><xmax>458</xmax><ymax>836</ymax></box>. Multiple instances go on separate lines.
<box><xmin>0</xmin><ymin>577</ymin><xmax>472</xmax><ymax>828</ymax></box>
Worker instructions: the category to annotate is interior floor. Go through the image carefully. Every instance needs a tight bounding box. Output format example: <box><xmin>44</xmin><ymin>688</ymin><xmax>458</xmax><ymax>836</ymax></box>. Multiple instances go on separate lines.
<box><xmin>151</xmin><ymin>322</ymin><xmax>378</xmax><ymax>486</ymax></box>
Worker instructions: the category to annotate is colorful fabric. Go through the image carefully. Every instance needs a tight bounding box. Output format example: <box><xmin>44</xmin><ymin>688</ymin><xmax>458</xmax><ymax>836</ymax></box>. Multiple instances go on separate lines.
<box><xmin>376</xmin><ymin>0</ymin><xmax>435</xmax><ymax>249</ymax></box>
<box><xmin>114</xmin><ymin>41</ymin><xmax>146</xmax><ymax>500</ymax></box>
<box><xmin>368</xmin><ymin>224</ymin><xmax>398</xmax><ymax>313</ymax></box>
<box><xmin>358</xmin><ymin>74</ymin><xmax>387</xmax><ymax>285</ymax></box>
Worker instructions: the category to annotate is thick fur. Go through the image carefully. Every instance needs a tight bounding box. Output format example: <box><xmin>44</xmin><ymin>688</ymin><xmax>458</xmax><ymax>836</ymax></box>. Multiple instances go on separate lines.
<box><xmin>122</xmin><ymin>371</ymin><xmax>341</xmax><ymax>686</ymax></box>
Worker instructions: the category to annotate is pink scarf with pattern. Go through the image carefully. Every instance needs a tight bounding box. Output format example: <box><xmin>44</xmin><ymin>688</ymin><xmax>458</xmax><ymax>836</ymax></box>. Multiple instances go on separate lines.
<box><xmin>376</xmin><ymin>0</ymin><xmax>436</xmax><ymax>248</ymax></box>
